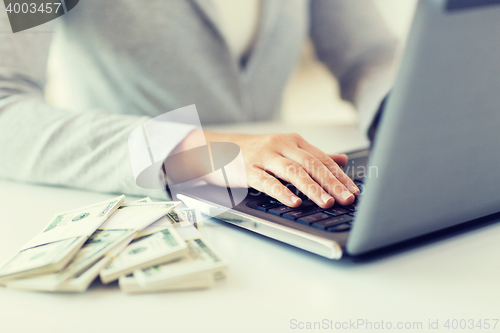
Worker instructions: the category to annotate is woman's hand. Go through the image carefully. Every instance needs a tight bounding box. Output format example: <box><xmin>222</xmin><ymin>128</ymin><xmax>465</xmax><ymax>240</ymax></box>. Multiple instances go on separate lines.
<box><xmin>168</xmin><ymin>130</ymin><xmax>359</xmax><ymax>208</ymax></box>
<box><xmin>203</xmin><ymin>131</ymin><xmax>359</xmax><ymax>208</ymax></box>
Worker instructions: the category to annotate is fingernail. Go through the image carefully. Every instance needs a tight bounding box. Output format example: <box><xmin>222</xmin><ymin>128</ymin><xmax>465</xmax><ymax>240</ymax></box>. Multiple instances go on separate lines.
<box><xmin>321</xmin><ymin>193</ymin><xmax>333</xmax><ymax>204</ymax></box>
<box><xmin>291</xmin><ymin>196</ymin><xmax>300</xmax><ymax>204</ymax></box>
<box><xmin>349</xmin><ymin>184</ymin><xmax>360</xmax><ymax>195</ymax></box>
<box><xmin>341</xmin><ymin>191</ymin><xmax>354</xmax><ymax>201</ymax></box>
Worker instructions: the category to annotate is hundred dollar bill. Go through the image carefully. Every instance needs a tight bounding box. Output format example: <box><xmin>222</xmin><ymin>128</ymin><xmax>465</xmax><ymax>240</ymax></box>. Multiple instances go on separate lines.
<box><xmin>54</xmin><ymin>231</ymin><xmax>136</xmax><ymax>292</ymax></box>
<box><xmin>57</xmin><ymin>257</ymin><xmax>111</xmax><ymax>293</ymax></box>
<box><xmin>0</xmin><ymin>196</ymin><xmax>124</xmax><ymax>283</ymax></box>
<box><xmin>99</xmin><ymin>202</ymin><xmax>179</xmax><ymax>232</ymax></box>
<box><xmin>134</xmin><ymin>237</ymin><xmax>227</xmax><ymax>288</ymax></box>
<box><xmin>172</xmin><ymin>221</ymin><xmax>203</xmax><ymax>241</ymax></box>
<box><xmin>0</xmin><ymin>237</ymin><xmax>86</xmax><ymax>285</ymax></box>
<box><xmin>135</xmin><ymin>207</ymin><xmax>188</xmax><ymax>239</ymax></box>
<box><xmin>5</xmin><ymin>229</ymin><xmax>136</xmax><ymax>291</ymax></box>
<box><xmin>178</xmin><ymin>208</ymin><xmax>204</xmax><ymax>231</ymax></box>
<box><xmin>100</xmin><ymin>228</ymin><xmax>187</xmax><ymax>284</ymax></box>
<box><xmin>7</xmin><ymin>256</ymin><xmax>111</xmax><ymax>293</ymax></box>
<box><xmin>119</xmin><ymin>271</ymin><xmax>214</xmax><ymax>294</ymax></box>
<box><xmin>125</xmin><ymin>197</ymin><xmax>152</xmax><ymax>205</ymax></box>
<box><xmin>134</xmin><ymin>216</ymin><xmax>172</xmax><ymax>239</ymax></box>
<box><xmin>135</xmin><ymin>207</ymin><xmax>204</xmax><ymax>239</ymax></box>
<box><xmin>56</xmin><ymin>229</ymin><xmax>136</xmax><ymax>281</ymax></box>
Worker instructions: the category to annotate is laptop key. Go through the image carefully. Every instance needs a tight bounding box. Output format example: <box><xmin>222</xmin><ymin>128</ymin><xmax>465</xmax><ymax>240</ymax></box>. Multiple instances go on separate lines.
<box><xmin>296</xmin><ymin>212</ymin><xmax>332</xmax><ymax>226</ymax></box>
<box><xmin>343</xmin><ymin>204</ymin><xmax>357</xmax><ymax>212</ymax></box>
<box><xmin>325</xmin><ymin>207</ymin><xmax>349</xmax><ymax>216</ymax></box>
<box><xmin>327</xmin><ymin>223</ymin><xmax>351</xmax><ymax>233</ymax></box>
<box><xmin>257</xmin><ymin>201</ymin><xmax>281</xmax><ymax>212</ymax></box>
<box><xmin>312</xmin><ymin>215</ymin><xmax>354</xmax><ymax>230</ymax></box>
<box><xmin>298</xmin><ymin>199</ymin><xmax>315</xmax><ymax>208</ymax></box>
<box><xmin>282</xmin><ymin>206</ymin><xmax>324</xmax><ymax>220</ymax></box>
<box><xmin>247</xmin><ymin>200</ymin><xmax>280</xmax><ymax>212</ymax></box>
<box><xmin>268</xmin><ymin>205</ymin><xmax>300</xmax><ymax>216</ymax></box>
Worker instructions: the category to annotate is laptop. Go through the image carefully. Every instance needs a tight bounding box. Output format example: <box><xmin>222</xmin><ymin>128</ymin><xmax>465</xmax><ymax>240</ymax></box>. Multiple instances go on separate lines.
<box><xmin>176</xmin><ymin>0</ymin><xmax>500</xmax><ymax>259</ymax></box>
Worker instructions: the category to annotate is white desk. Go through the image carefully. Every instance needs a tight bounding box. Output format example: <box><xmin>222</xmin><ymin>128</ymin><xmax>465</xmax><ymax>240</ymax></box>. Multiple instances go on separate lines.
<box><xmin>1</xmin><ymin>124</ymin><xmax>499</xmax><ymax>333</ymax></box>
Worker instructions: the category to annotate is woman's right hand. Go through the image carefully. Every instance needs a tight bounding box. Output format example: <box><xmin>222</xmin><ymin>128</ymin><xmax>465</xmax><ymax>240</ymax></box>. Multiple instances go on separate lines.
<box><xmin>169</xmin><ymin>130</ymin><xmax>359</xmax><ymax>209</ymax></box>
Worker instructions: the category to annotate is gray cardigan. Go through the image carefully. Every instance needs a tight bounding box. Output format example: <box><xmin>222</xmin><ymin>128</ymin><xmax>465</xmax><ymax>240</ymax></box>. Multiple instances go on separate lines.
<box><xmin>0</xmin><ymin>0</ymin><xmax>397</xmax><ymax>198</ymax></box>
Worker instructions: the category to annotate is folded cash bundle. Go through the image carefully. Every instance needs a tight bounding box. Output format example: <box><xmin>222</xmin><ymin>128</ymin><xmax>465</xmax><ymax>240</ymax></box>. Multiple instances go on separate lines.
<box><xmin>0</xmin><ymin>196</ymin><xmax>227</xmax><ymax>294</ymax></box>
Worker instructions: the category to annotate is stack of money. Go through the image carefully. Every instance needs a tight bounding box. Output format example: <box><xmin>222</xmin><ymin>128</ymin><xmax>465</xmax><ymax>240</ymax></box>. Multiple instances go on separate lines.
<box><xmin>119</xmin><ymin>214</ymin><xmax>227</xmax><ymax>294</ymax></box>
<box><xmin>0</xmin><ymin>196</ymin><xmax>227</xmax><ymax>294</ymax></box>
<box><xmin>0</xmin><ymin>196</ymin><xmax>125</xmax><ymax>286</ymax></box>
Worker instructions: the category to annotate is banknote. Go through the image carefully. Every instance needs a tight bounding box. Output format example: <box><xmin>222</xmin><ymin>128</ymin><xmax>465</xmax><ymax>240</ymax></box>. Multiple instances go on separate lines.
<box><xmin>57</xmin><ymin>257</ymin><xmax>112</xmax><ymax>293</ymax></box>
<box><xmin>100</xmin><ymin>228</ymin><xmax>187</xmax><ymax>284</ymax></box>
<box><xmin>57</xmin><ymin>229</ymin><xmax>136</xmax><ymax>280</ymax></box>
<box><xmin>99</xmin><ymin>202</ymin><xmax>179</xmax><ymax>232</ymax></box>
<box><xmin>0</xmin><ymin>196</ymin><xmax>125</xmax><ymax>283</ymax></box>
<box><xmin>134</xmin><ymin>216</ymin><xmax>173</xmax><ymax>239</ymax></box>
<box><xmin>178</xmin><ymin>208</ymin><xmax>204</xmax><ymax>231</ymax></box>
<box><xmin>136</xmin><ymin>207</ymin><xmax>203</xmax><ymax>239</ymax></box>
<box><xmin>173</xmin><ymin>222</ymin><xmax>203</xmax><ymax>241</ymax></box>
<box><xmin>54</xmin><ymin>231</ymin><xmax>137</xmax><ymax>292</ymax></box>
<box><xmin>134</xmin><ymin>237</ymin><xmax>227</xmax><ymax>288</ymax></box>
<box><xmin>127</xmin><ymin>197</ymin><xmax>152</xmax><ymax>204</ymax></box>
<box><xmin>5</xmin><ymin>229</ymin><xmax>136</xmax><ymax>291</ymax></box>
<box><xmin>7</xmin><ymin>256</ymin><xmax>110</xmax><ymax>293</ymax></box>
<box><xmin>119</xmin><ymin>271</ymin><xmax>214</xmax><ymax>294</ymax></box>
<box><xmin>0</xmin><ymin>237</ymin><xmax>87</xmax><ymax>284</ymax></box>
<box><xmin>166</xmin><ymin>209</ymin><xmax>182</xmax><ymax>223</ymax></box>
<box><xmin>42</xmin><ymin>196</ymin><xmax>125</xmax><ymax>233</ymax></box>
<box><xmin>135</xmin><ymin>207</ymin><xmax>187</xmax><ymax>239</ymax></box>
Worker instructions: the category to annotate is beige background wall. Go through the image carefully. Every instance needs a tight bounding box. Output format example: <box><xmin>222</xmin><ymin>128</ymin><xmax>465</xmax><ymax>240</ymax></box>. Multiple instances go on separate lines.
<box><xmin>281</xmin><ymin>0</ymin><xmax>417</xmax><ymax>126</ymax></box>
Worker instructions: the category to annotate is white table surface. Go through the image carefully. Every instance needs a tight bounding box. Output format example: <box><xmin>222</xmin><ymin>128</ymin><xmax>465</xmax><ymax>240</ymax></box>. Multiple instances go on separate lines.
<box><xmin>1</xmin><ymin>124</ymin><xmax>499</xmax><ymax>333</ymax></box>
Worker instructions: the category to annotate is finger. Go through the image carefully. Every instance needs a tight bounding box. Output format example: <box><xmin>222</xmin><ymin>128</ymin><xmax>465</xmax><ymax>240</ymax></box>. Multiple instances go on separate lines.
<box><xmin>297</xmin><ymin>140</ymin><xmax>360</xmax><ymax>196</ymax></box>
<box><xmin>328</xmin><ymin>154</ymin><xmax>348</xmax><ymax>168</ymax></box>
<box><xmin>247</xmin><ymin>166</ymin><xmax>302</xmax><ymax>207</ymax></box>
<box><xmin>277</xmin><ymin>149</ymin><xmax>355</xmax><ymax>206</ymax></box>
<box><xmin>264</xmin><ymin>155</ymin><xmax>337</xmax><ymax>208</ymax></box>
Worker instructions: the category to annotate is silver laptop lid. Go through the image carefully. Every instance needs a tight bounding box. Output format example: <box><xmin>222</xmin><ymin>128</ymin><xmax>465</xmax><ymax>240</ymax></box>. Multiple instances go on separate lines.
<box><xmin>347</xmin><ymin>0</ymin><xmax>500</xmax><ymax>255</ymax></box>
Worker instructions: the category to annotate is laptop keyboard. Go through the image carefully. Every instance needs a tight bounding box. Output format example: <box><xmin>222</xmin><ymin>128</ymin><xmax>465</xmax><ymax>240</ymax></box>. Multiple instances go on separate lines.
<box><xmin>246</xmin><ymin>178</ymin><xmax>364</xmax><ymax>233</ymax></box>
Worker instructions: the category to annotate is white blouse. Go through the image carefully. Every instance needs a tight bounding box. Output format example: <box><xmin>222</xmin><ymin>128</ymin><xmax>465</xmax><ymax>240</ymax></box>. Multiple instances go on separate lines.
<box><xmin>211</xmin><ymin>0</ymin><xmax>261</xmax><ymax>61</ymax></box>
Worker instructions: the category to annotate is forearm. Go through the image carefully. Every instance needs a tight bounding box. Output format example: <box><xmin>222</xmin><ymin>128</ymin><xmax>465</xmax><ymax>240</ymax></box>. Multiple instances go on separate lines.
<box><xmin>0</xmin><ymin>96</ymin><xmax>169</xmax><ymax>199</ymax></box>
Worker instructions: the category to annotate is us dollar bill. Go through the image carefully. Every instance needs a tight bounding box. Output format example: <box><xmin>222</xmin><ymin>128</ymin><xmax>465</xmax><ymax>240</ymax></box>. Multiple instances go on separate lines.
<box><xmin>136</xmin><ymin>207</ymin><xmax>204</xmax><ymax>239</ymax></box>
<box><xmin>178</xmin><ymin>208</ymin><xmax>204</xmax><ymax>231</ymax></box>
<box><xmin>5</xmin><ymin>229</ymin><xmax>136</xmax><ymax>291</ymax></box>
<box><xmin>119</xmin><ymin>271</ymin><xmax>214</xmax><ymax>294</ymax></box>
<box><xmin>0</xmin><ymin>237</ymin><xmax>86</xmax><ymax>284</ymax></box>
<box><xmin>135</xmin><ymin>207</ymin><xmax>187</xmax><ymax>239</ymax></box>
<box><xmin>0</xmin><ymin>196</ymin><xmax>124</xmax><ymax>283</ymax></box>
<box><xmin>133</xmin><ymin>237</ymin><xmax>227</xmax><ymax>288</ymax></box>
<box><xmin>126</xmin><ymin>197</ymin><xmax>152</xmax><ymax>204</ymax></box>
<box><xmin>100</xmin><ymin>228</ymin><xmax>187</xmax><ymax>284</ymax></box>
<box><xmin>54</xmin><ymin>231</ymin><xmax>137</xmax><ymax>292</ymax></box>
<box><xmin>42</xmin><ymin>196</ymin><xmax>124</xmax><ymax>233</ymax></box>
<box><xmin>57</xmin><ymin>229</ymin><xmax>136</xmax><ymax>280</ymax></box>
<box><xmin>99</xmin><ymin>202</ymin><xmax>178</xmax><ymax>232</ymax></box>
<box><xmin>57</xmin><ymin>257</ymin><xmax>112</xmax><ymax>293</ymax></box>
